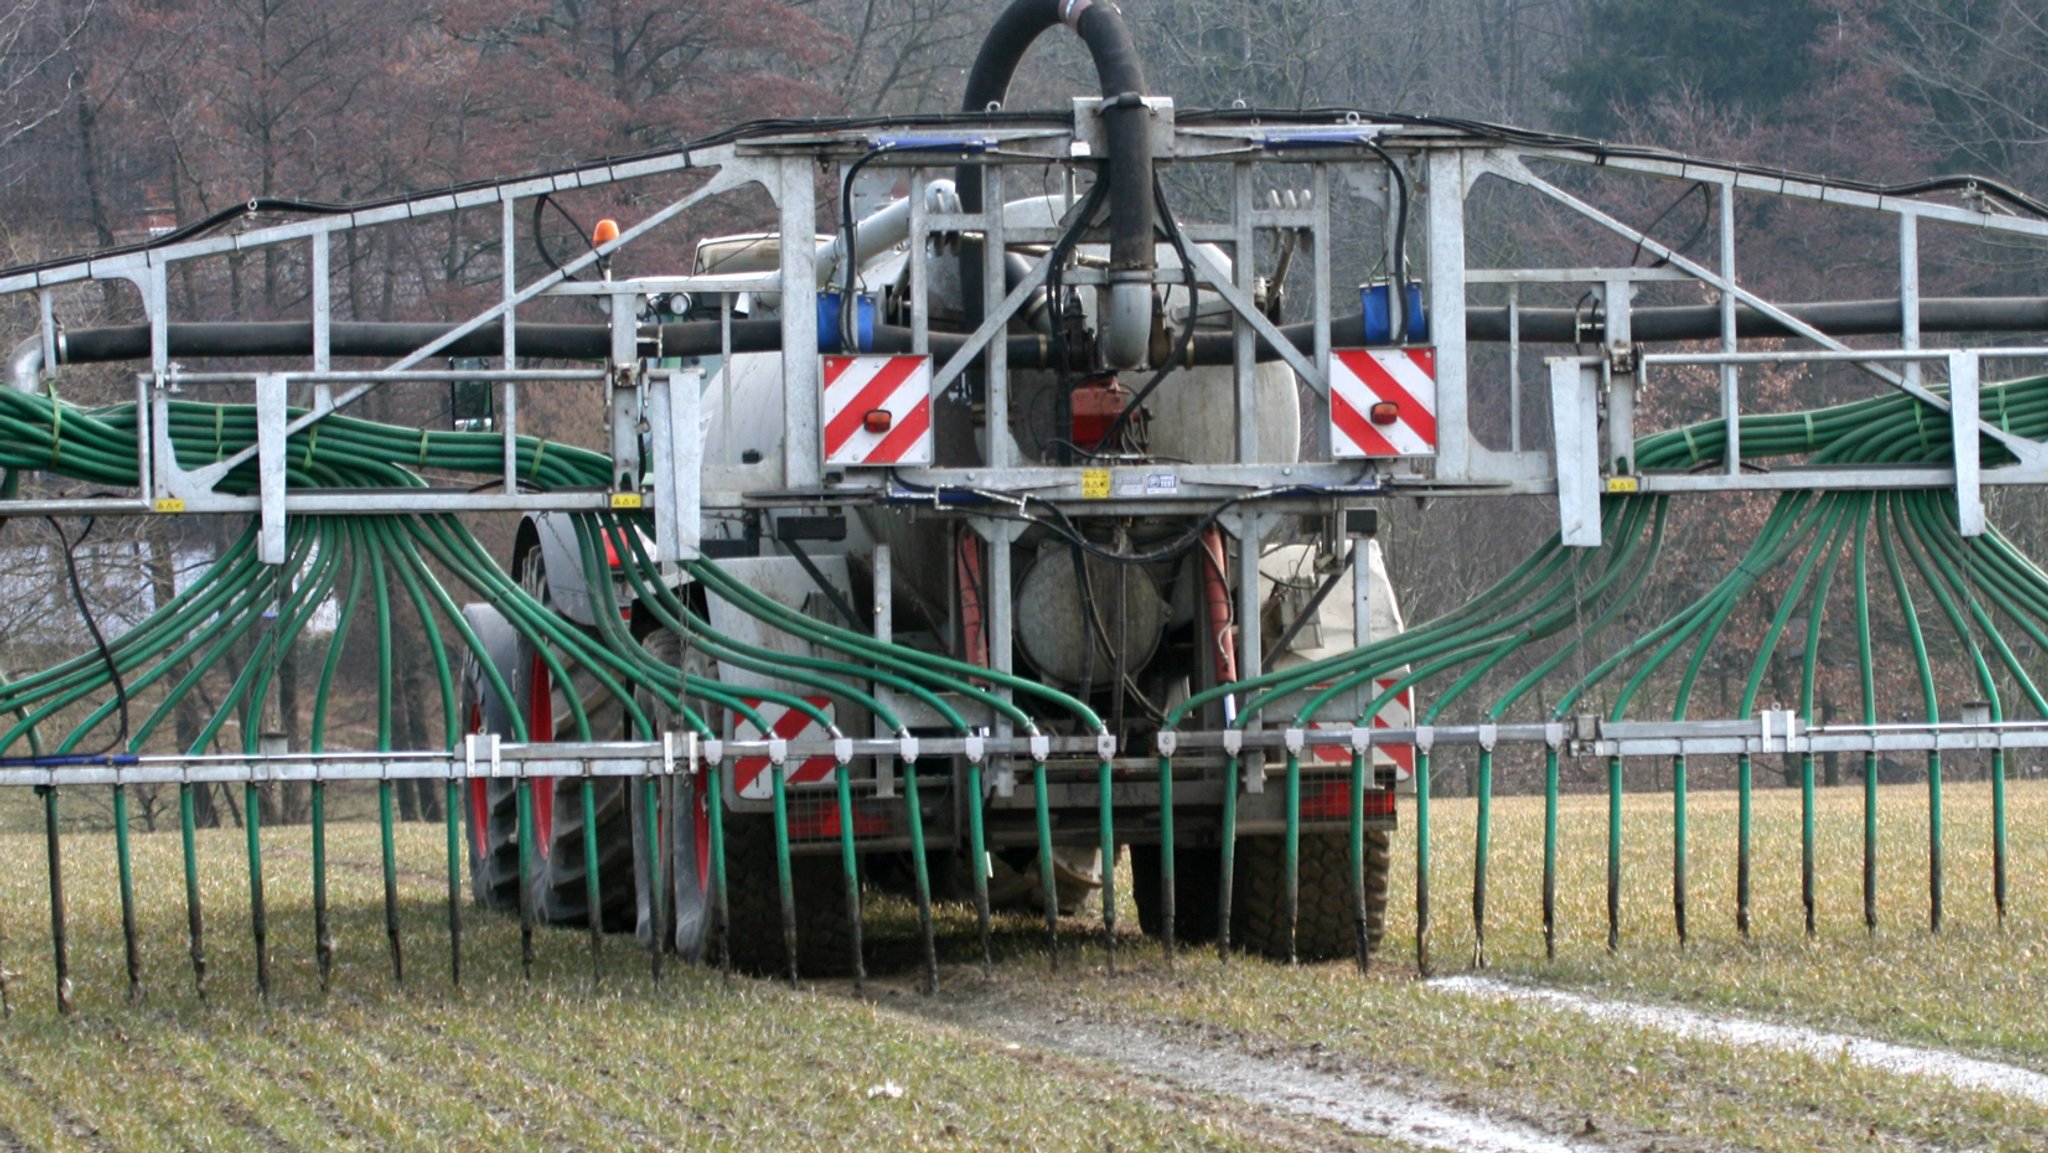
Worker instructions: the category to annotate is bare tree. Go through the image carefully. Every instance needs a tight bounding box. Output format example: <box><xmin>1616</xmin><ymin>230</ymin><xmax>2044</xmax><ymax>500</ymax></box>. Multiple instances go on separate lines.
<box><xmin>1886</xmin><ymin>0</ymin><xmax>2048</xmax><ymax>193</ymax></box>
<box><xmin>0</xmin><ymin>0</ymin><xmax>95</xmax><ymax>184</ymax></box>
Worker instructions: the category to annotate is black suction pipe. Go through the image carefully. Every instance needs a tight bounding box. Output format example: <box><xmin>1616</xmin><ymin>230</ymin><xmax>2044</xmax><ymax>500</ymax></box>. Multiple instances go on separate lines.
<box><xmin>49</xmin><ymin>297</ymin><xmax>2048</xmax><ymax>375</ymax></box>
<box><xmin>957</xmin><ymin>0</ymin><xmax>1153</xmax><ymax>377</ymax></box>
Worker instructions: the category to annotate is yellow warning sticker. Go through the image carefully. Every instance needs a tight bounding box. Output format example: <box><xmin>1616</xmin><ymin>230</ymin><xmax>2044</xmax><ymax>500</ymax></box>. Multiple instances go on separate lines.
<box><xmin>154</xmin><ymin>498</ymin><xmax>186</xmax><ymax>513</ymax></box>
<box><xmin>609</xmin><ymin>492</ymin><xmax>644</xmax><ymax>509</ymax></box>
<box><xmin>1080</xmin><ymin>469</ymin><xmax>1111</xmax><ymax>499</ymax></box>
<box><xmin>1605</xmin><ymin>476</ymin><xmax>1641</xmax><ymax>494</ymax></box>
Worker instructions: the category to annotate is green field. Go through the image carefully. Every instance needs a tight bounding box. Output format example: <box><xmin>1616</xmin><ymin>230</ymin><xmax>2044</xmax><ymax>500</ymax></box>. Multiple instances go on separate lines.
<box><xmin>0</xmin><ymin>777</ymin><xmax>2042</xmax><ymax>1150</ymax></box>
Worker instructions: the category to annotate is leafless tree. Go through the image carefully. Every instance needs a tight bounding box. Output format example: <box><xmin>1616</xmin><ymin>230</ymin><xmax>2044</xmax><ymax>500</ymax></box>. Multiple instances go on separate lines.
<box><xmin>0</xmin><ymin>0</ymin><xmax>94</xmax><ymax>184</ymax></box>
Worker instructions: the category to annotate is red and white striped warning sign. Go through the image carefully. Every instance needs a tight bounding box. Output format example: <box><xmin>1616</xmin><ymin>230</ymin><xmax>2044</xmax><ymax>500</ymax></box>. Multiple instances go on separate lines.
<box><xmin>1307</xmin><ymin>676</ymin><xmax>1417</xmax><ymax>780</ymax></box>
<box><xmin>731</xmin><ymin>696</ymin><xmax>839</xmax><ymax>800</ymax></box>
<box><xmin>822</xmin><ymin>354</ymin><xmax>933</xmax><ymax>466</ymax></box>
<box><xmin>1330</xmin><ymin>347</ymin><xmax>1437</xmax><ymax>459</ymax></box>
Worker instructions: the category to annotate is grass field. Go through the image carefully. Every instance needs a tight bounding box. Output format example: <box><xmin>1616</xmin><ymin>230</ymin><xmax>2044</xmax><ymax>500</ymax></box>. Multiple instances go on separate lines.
<box><xmin>0</xmin><ymin>775</ymin><xmax>2042</xmax><ymax>1150</ymax></box>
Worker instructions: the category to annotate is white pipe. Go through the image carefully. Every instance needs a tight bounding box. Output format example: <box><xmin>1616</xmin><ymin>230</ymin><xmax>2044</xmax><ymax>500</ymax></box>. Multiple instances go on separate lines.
<box><xmin>9</xmin><ymin>337</ymin><xmax>44</xmax><ymax>393</ymax></box>
<box><xmin>818</xmin><ymin>179</ymin><xmax>960</xmax><ymax>290</ymax></box>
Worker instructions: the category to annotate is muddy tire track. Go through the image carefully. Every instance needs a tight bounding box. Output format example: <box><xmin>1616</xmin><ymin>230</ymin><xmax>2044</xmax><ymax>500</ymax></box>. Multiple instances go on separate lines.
<box><xmin>340</xmin><ymin>991</ymin><xmax>665</xmax><ymax>1150</ymax></box>
<box><xmin>1435</xmin><ymin>976</ymin><xmax>2048</xmax><ymax>1106</ymax></box>
<box><xmin>99</xmin><ymin>1017</ymin><xmax>292</xmax><ymax>1153</ymax></box>
<box><xmin>0</xmin><ymin>1059</ymin><xmax>114</xmax><ymax>1153</ymax></box>
<box><xmin>896</xmin><ymin>986</ymin><xmax>1628</xmax><ymax>1153</ymax></box>
<box><xmin>197</xmin><ymin>1009</ymin><xmax>384</xmax><ymax>1150</ymax></box>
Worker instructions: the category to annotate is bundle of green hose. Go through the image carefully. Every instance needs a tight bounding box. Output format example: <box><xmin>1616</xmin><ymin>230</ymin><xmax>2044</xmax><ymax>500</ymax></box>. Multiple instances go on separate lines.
<box><xmin>4</xmin><ymin>370</ymin><xmax>2048</xmax><ymax>759</ymax></box>
<box><xmin>1165</xmin><ymin>373</ymin><xmax>2048</xmax><ymax>736</ymax></box>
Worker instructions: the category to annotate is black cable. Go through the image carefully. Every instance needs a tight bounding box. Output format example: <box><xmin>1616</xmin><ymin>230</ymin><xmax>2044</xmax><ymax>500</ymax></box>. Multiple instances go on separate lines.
<box><xmin>838</xmin><ymin>147</ymin><xmax>894</xmax><ymax>351</ymax></box>
<box><xmin>1068</xmin><ymin>542</ymin><xmax>1097</xmax><ymax>698</ymax></box>
<box><xmin>1362</xmin><ymin>138</ymin><xmax>1410</xmax><ymax>288</ymax></box>
<box><xmin>1195</xmin><ymin>106</ymin><xmax>2048</xmax><ymax>221</ymax></box>
<box><xmin>1262</xmin><ymin>544</ymin><xmax>1353</xmax><ymax>665</ymax></box>
<box><xmin>531</xmin><ymin>193</ymin><xmax>595</xmax><ymax>283</ymax></box>
<box><xmin>44</xmin><ymin>515</ymin><xmax>131</xmax><ymax>758</ymax></box>
<box><xmin>10</xmin><ymin>103</ymin><xmax>2044</xmax><ymax>284</ymax></box>
<box><xmin>1035</xmin><ymin>490</ymin><xmax>1266</xmax><ymax>567</ymax></box>
<box><xmin>890</xmin><ymin>462</ymin><xmax>1371</xmax><ymax>572</ymax></box>
<box><xmin>1630</xmin><ymin>182</ymin><xmax>1710</xmax><ymax>269</ymax></box>
<box><xmin>839</xmin><ymin>137</ymin><xmax>1063</xmax><ymax>353</ymax></box>
<box><xmin>0</xmin><ymin>112</ymin><xmax>1068</xmax><ymax>281</ymax></box>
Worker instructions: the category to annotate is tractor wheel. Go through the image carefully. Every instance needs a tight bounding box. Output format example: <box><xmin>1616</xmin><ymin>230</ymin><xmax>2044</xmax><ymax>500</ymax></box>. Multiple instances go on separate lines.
<box><xmin>1130</xmin><ymin>844</ymin><xmax>1222</xmax><ymax>945</ymax></box>
<box><xmin>1229</xmin><ymin>829</ymin><xmax>1389</xmax><ymax>961</ymax></box>
<box><xmin>640</xmin><ymin>628</ymin><xmax>858</xmax><ymax>977</ymax></box>
<box><xmin>459</xmin><ymin>604</ymin><xmax>522</xmax><ymax>912</ymax></box>
<box><xmin>515</xmin><ymin>540</ymin><xmax>639</xmax><ymax>931</ymax></box>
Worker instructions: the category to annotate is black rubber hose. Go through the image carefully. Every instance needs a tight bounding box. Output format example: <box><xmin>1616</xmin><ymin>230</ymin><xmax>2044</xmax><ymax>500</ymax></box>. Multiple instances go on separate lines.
<box><xmin>1177</xmin><ymin>296</ymin><xmax>2048</xmax><ymax>361</ymax></box>
<box><xmin>1462</xmin><ymin>296</ymin><xmax>2048</xmax><ymax>344</ymax></box>
<box><xmin>56</xmin><ymin>319</ymin><xmax>1069</xmax><ymax>371</ymax></box>
<box><xmin>51</xmin><ymin>296</ymin><xmax>2048</xmax><ymax>372</ymax></box>
<box><xmin>62</xmin><ymin>322</ymin><xmax>615</xmax><ymax>363</ymax></box>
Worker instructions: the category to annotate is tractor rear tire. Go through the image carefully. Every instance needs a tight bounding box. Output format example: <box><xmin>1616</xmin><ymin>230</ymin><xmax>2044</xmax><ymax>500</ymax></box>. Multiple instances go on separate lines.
<box><xmin>459</xmin><ymin>605</ymin><xmax>522</xmax><ymax>912</ymax></box>
<box><xmin>514</xmin><ymin>541</ymin><xmax>640</xmax><ymax>931</ymax></box>
<box><xmin>1229</xmin><ymin>829</ymin><xmax>1389</xmax><ymax>961</ymax></box>
<box><xmin>640</xmin><ymin>628</ymin><xmax>859</xmax><ymax>977</ymax></box>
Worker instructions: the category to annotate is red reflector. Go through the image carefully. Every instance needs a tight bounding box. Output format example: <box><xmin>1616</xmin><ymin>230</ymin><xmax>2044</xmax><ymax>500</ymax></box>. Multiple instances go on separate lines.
<box><xmin>1299</xmin><ymin>779</ymin><xmax>1397</xmax><ymax>820</ymax></box>
<box><xmin>1369</xmin><ymin>400</ymin><xmax>1401</xmax><ymax>425</ymax></box>
<box><xmin>863</xmin><ymin>409</ymin><xmax>893</xmax><ymax>433</ymax></box>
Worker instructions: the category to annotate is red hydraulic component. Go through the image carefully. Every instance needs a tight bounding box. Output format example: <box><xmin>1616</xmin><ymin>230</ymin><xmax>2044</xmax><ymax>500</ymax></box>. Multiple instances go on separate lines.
<box><xmin>466</xmin><ymin>699</ymin><xmax>491</xmax><ymax>861</ymax></box>
<box><xmin>1200</xmin><ymin>527</ymin><xmax>1238</xmax><ymax>686</ymax></box>
<box><xmin>956</xmin><ymin>531</ymin><xmax>988</xmax><ymax>671</ymax></box>
<box><xmin>1069</xmin><ymin>373</ymin><xmax>1134</xmax><ymax>452</ymax></box>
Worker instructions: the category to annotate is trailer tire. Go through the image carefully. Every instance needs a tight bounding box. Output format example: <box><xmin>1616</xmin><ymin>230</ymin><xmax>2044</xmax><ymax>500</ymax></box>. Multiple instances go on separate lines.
<box><xmin>666</xmin><ymin>768</ymin><xmax>860</xmax><ymax>978</ymax></box>
<box><xmin>1130</xmin><ymin>844</ymin><xmax>1222</xmax><ymax>944</ymax></box>
<box><xmin>1230</xmin><ymin>830</ymin><xmax>1388</xmax><ymax>961</ymax></box>
<box><xmin>720</xmin><ymin>814</ymin><xmax>861</xmax><ymax>977</ymax></box>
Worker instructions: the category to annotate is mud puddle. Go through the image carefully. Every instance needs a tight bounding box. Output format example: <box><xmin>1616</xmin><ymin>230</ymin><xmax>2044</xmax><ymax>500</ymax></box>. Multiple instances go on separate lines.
<box><xmin>1435</xmin><ymin>975</ymin><xmax>2048</xmax><ymax>1105</ymax></box>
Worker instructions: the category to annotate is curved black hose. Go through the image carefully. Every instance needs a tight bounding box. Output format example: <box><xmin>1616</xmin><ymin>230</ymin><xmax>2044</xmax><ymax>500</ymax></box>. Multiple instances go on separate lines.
<box><xmin>45</xmin><ymin>516</ymin><xmax>130</xmax><ymax>758</ymax></box>
<box><xmin>837</xmin><ymin>148</ymin><xmax>892</xmax><ymax>350</ymax></box>
<box><xmin>956</xmin><ymin>0</ymin><xmax>1152</xmax><ymax>390</ymax></box>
